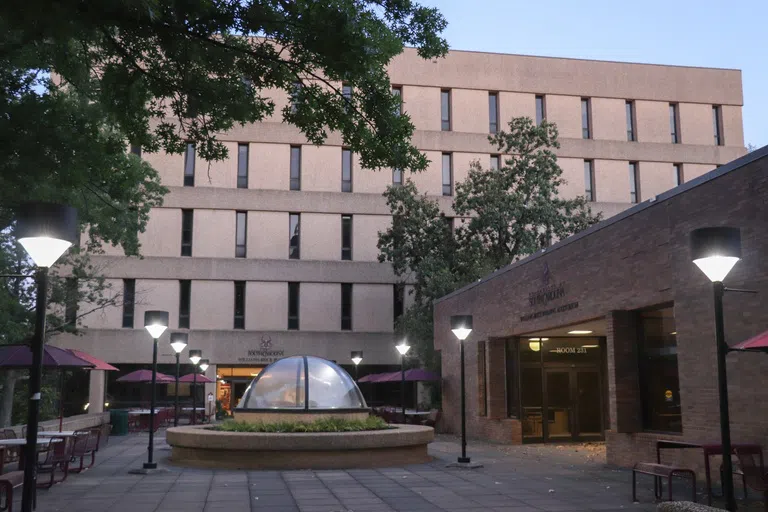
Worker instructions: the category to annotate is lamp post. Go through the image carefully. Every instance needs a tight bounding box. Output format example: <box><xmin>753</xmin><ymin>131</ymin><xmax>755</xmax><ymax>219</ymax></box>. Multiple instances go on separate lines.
<box><xmin>169</xmin><ymin>333</ymin><xmax>188</xmax><ymax>427</ymax></box>
<box><xmin>188</xmin><ymin>350</ymin><xmax>202</xmax><ymax>425</ymax></box>
<box><xmin>15</xmin><ymin>202</ymin><xmax>78</xmax><ymax>512</ymax></box>
<box><xmin>351</xmin><ymin>351</ymin><xmax>363</xmax><ymax>381</ymax></box>
<box><xmin>143</xmin><ymin>310</ymin><xmax>169</xmax><ymax>470</ymax></box>
<box><xmin>198</xmin><ymin>359</ymin><xmax>210</xmax><ymax>422</ymax></box>
<box><xmin>691</xmin><ymin>227</ymin><xmax>742</xmax><ymax>512</ymax></box>
<box><xmin>395</xmin><ymin>341</ymin><xmax>410</xmax><ymax>424</ymax></box>
<box><xmin>451</xmin><ymin>315</ymin><xmax>473</xmax><ymax>464</ymax></box>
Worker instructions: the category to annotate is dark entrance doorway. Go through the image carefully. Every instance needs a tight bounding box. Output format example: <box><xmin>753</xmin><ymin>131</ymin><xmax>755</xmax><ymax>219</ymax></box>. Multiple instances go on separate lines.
<box><xmin>515</xmin><ymin>337</ymin><xmax>605</xmax><ymax>442</ymax></box>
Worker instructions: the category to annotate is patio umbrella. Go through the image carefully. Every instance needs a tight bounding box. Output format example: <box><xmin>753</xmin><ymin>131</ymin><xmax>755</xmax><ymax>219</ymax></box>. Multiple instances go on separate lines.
<box><xmin>116</xmin><ymin>369</ymin><xmax>175</xmax><ymax>383</ymax></box>
<box><xmin>0</xmin><ymin>344</ymin><xmax>95</xmax><ymax>431</ymax></box>
<box><xmin>731</xmin><ymin>328</ymin><xmax>768</xmax><ymax>353</ymax></box>
<box><xmin>373</xmin><ymin>369</ymin><xmax>440</xmax><ymax>383</ymax></box>
<box><xmin>178</xmin><ymin>373</ymin><xmax>215</xmax><ymax>383</ymax></box>
<box><xmin>64</xmin><ymin>349</ymin><xmax>118</xmax><ymax>429</ymax></box>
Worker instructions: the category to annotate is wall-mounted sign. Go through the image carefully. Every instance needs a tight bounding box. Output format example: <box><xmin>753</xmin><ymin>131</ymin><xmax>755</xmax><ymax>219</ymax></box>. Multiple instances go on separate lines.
<box><xmin>236</xmin><ymin>335</ymin><xmax>285</xmax><ymax>364</ymax></box>
<box><xmin>552</xmin><ymin>346</ymin><xmax>588</xmax><ymax>355</ymax></box>
<box><xmin>664</xmin><ymin>389</ymin><xmax>673</xmax><ymax>402</ymax></box>
<box><xmin>520</xmin><ymin>263</ymin><xmax>578</xmax><ymax>322</ymax></box>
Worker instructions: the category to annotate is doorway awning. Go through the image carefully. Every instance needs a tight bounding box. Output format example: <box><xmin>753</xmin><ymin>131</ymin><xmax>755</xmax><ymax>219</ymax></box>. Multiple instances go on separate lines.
<box><xmin>731</xmin><ymin>329</ymin><xmax>768</xmax><ymax>353</ymax></box>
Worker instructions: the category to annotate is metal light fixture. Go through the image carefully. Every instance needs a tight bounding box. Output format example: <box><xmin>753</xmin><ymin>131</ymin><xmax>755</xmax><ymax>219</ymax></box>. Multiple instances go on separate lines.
<box><xmin>528</xmin><ymin>337</ymin><xmax>548</xmax><ymax>352</ymax></box>
<box><xmin>169</xmin><ymin>332</ymin><xmax>188</xmax><ymax>426</ymax></box>
<box><xmin>189</xmin><ymin>349</ymin><xmax>202</xmax><ymax>366</ymax></box>
<box><xmin>690</xmin><ymin>226</ymin><xmax>742</xmax><ymax>511</ymax></box>
<box><xmin>395</xmin><ymin>341</ymin><xmax>410</xmax><ymax>424</ymax></box>
<box><xmin>568</xmin><ymin>330</ymin><xmax>593</xmax><ymax>335</ymax></box>
<box><xmin>15</xmin><ymin>202</ymin><xmax>78</xmax><ymax>512</ymax></box>
<box><xmin>351</xmin><ymin>351</ymin><xmax>363</xmax><ymax>381</ymax></box>
<box><xmin>142</xmin><ymin>310</ymin><xmax>168</xmax><ymax>470</ymax></box>
<box><xmin>450</xmin><ymin>315</ymin><xmax>473</xmax><ymax>464</ymax></box>
<box><xmin>199</xmin><ymin>359</ymin><xmax>210</xmax><ymax>372</ymax></box>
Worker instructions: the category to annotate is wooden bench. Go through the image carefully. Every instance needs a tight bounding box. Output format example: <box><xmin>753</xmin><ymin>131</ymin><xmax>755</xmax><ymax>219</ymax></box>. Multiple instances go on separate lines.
<box><xmin>633</xmin><ymin>462</ymin><xmax>697</xmax><ymax>503</ymax></box>
<box><xmin>0</xmin><ymin>471</ymin><xmax>25</xmax><ymax>512</ymax></box>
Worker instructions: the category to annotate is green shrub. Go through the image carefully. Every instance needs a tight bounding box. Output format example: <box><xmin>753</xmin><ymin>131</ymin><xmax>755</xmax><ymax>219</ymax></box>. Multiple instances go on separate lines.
<box><xmin>212</xmin><ymin>415</ymin><xmax>390</xmax><ymax>433</ymax></box>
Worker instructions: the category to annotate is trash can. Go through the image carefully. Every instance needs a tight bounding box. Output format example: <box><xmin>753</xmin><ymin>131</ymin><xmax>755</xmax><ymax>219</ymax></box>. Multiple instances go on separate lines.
<box><xmin>110</xmin><ymin>410</ymin><xmax>129</xmax><ymax>436</ymax></box>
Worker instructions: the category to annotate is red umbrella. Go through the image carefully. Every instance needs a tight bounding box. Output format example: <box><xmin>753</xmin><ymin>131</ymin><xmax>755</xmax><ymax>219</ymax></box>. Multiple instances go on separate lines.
<box><xmin>66</xmin><ymin>349</ymin><xmax>119</xmax><ymax>371</ymax></box>
<box><xmin>0</xmin><ymin>344</ymin><xmax>94</xmax><ymax>368</ymax></box>
<box><xmin>732</xmin><ymin>329</ymin><xmax>768</xmax><ymax>353</ymax></box>
<box><xmin>116</xmin><ymin>369</ymin><xmax>175</xmax><ymax>383</ymax></box>
<box><xmin>178</xmin><ymin>373</ymin><xmax>215</xmax><ymax>383</ymax></box>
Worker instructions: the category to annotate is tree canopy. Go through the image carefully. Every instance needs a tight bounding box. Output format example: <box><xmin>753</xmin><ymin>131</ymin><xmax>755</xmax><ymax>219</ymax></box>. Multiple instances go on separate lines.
<box><xmin>378</xmin><ymin>117</ymin><xmax>602</xmax><ymax>368</ymax></box>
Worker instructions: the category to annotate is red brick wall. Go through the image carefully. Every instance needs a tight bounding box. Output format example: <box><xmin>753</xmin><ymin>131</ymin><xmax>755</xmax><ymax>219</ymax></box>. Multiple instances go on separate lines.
<box><xmin>435</xmin><ymin>153</ymin><xmax>768</xmax><ymax>463</ymax></box>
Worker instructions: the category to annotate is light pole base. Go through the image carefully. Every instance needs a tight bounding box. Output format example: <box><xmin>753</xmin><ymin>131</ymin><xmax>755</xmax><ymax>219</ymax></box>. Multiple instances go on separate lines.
<box><xmin>446</xmin><ymin>459</ymin><xmax>483</xmax><ymax>469</ymax></box>
<box><xmin>142</xmin><ymin>462</ymin><xmax>157</xmax><ymax>470</ymax></box>
<box><xmin>129</xmin><ymin>465</ymin><xmax>168</xmax><ymax>475</ymax></box>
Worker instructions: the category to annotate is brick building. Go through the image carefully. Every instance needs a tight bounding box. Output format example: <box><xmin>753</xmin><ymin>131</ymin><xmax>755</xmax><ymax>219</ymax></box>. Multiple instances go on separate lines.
<box><xmin>433</xmin><ymin>147</ymin><xmax>768</xmax><ymax>471</ymax></box>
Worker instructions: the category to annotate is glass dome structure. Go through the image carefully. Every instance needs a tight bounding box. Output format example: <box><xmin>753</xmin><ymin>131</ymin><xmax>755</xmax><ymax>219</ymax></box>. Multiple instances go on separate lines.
<box><xmin>237</xmin><ymin>356</ymin><xmax>368</xmax><ymax>410</ymax></box>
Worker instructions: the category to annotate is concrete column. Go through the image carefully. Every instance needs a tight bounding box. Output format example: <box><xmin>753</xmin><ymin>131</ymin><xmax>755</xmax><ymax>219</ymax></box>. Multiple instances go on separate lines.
<box><xmin>88</xmin><ymin>371</ymin><xmax>106</xmax><ymax>414</ymax></box>
<box><xmin>204</xmin><ymin>364</ymin><xmax>217</xmax><ymax>420</ymax></box>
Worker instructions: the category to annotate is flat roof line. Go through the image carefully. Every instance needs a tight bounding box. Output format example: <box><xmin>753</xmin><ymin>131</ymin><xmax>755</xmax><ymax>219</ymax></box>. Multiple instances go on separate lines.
<box><xmin>434</xmin><ymin>145</ymin><xmax>768</xmax><ymax>306</ymax></box>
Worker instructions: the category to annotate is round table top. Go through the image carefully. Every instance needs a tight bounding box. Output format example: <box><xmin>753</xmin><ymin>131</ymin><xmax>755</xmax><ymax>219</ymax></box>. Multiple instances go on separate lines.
<box><xmin>0</xmin><ymin>438</ymin><xmax>59</xmax><ymax>446</ymax></box>
<box><xmin>38</xmin><ymin>431</ymin><xmax>77</xmax><ymax>437</ymax></box>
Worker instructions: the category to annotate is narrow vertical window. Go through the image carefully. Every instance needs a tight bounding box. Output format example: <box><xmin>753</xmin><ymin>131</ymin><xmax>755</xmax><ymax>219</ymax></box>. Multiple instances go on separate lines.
<box><xmin>442</xmin><ymin>153</ymin><xmax>452</xmax><ymax>196</ymax></box>
<box><xmin>289</xmin><ymin>213</ymin><xmax>300</xmax><ymax>259</ymax></box>
<box><xmin>713</xmin><ymin>105</ymin><xmax>723</xmax><ymax>145</ymax></box>
<box><xmin>626</xmin><ymin>101</ymin><xmax>636</xmax><ymax>141</ymax></box>
<box><xmin>669</xmin><ymin>103</ymin><xmax>679</xmax><ymax>144</ymax></box>
<box><xmin>290</xmin><ymin>146</ymin><xmax>301</xmax><ymax>191</ymax></box>
<box><xmin>235</xmin><ymin>211</ymin><xmax>247</xmax><ymax>258</ymax></box>
<box><xmin>341</xmin><ymin>283</ymin><xmax>352</xmax><ymax>331</ymax></box>
<box><xmin>629</xmin><ymin>162</ymin><xmax>639</xmax><ymax>203</ymax></box>
<box><xmin>673</xmin><ymin>164</ymin><xmax>683</xmax><ymax>187</ymax></box>
<box><xmin>393</xmin><ymin>284</ymin><xmax>405</xmax><ymax>325</ymax></box>
<box><xmin>488</xmin><ymin>92</ymin><xmax>499</xmax><ymax>134</ymax></box>
<box><xmin>122</xmin><ymin>279</ymin><xmax>135</xmax><ymax>328</ymax></box>
<box><xmin>129</xmin><ymin>144</ymin><xmax>142</xmax><ymax>157</ymax></box>
<box><xmin>490</xmin><ymin>155</ymin><xmax>500</xmax><ymax>171</ymax></box>
<box><xmin>341</xmin><ymin>149</ymin><xmax>353</xmax><ymax>192</ymax></box>
<box><xmin>288</xmin><ymin>282</ymin><xmax>299</xmax><ymax>330</ymax></box>
<box><xmin>342</xmin><ymin>83</ymin><xmax>352</xmax><ymax>101</ymax></box>
<box><xmin>291</xmin><ymin>81</ymin><xmax>302</xmax><ymax>113</ymax></box>
<box><xmin>184</xmin><ymin>143</ymin><xmax>195</xmax><ymax>186</ymax></box>
<box><xmin>341</xmin><ymin>215</ymin><xmax>352</xmax><ymax>261</ymax></box>
<box><xmin>234</xmin><ymin>281</ymin><xmax>245</xmax><ymax>329</ymax></box>
<box><xmin>584</xmin><ymin>160</ymin><xmax>595</xmax><ymax>201</ymax></box>
<box><xmin>392</xmin><ymin>168</ymin><xmax>403</xmax><ymax>187</ymax></box>
<box><xmin>392</xmin><ymin>86</ymin><xmax>402</xmax><ymax>116</ymax></box>
<box><xmin>581</xmin><ymin>98</ymin><xmax>591</xmax><ymax>139</ymax></box>
<box><xmin>237</xmin><ymin>143</ymin><xmax>248</xmax><ymax>188</ymax></box>
<box><xmin>64</xmin><ymin>278</ymin><xmax>78</xmax><ymax>325</ymax></box>
<box><xmin>179</xmin><ymin>280</ymin><xmax>191</xmax><ymax>329</ymax></box>
<box><xmin>535</xmin><ymin>95</ymin><xmax>546</xmax><ymax>125</ymax></box>
<box><xmin>181</xmin><ymin>209</ymin><xmax>193</xmax><ymax>257</ymax></box>
<box><xmin>441</xmin><ymin>90</ymin><xmax>451</xmax><ymax>131</ymax></box>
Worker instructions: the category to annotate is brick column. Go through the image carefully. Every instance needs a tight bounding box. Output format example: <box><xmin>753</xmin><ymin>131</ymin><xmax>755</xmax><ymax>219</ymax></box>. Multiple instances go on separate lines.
<box><xmin>607</xmin><ymin>310</ymin><xmax>642</xmax><ymax>433</ymax></box>
<box><xmin>486</xmin><ymin>339</ymin><xmax>507</xmax><ymax>419</ymax></box>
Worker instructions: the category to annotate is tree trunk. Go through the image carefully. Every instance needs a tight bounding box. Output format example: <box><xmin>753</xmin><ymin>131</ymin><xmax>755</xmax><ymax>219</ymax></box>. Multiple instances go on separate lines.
<box><xmin>0</xmin><ymin>370</ymin><xmax>18</xmax><ymax>427</ymax></box>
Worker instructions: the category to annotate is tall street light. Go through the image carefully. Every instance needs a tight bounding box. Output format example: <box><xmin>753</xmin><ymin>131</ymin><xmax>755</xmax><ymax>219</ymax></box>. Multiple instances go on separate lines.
<box><xmin>169</xmin><ymin>332</ymin><xmax>188</xmax><ymax>427</ymax></box>
<box><xmin>451</xmin><ymin>315</ymin><xmax>473</xmax><ymax>464</ymax></box>
<box><xmin>198</xmin><ymin>359</ymin><xmax>210</xmax><ymax>422</ymax></box>
<box><xmin>189</xmin><ymin>350</ymin><xmax>202</xmax><ymax>425</ymax></box>
<box><xmin>351</xmin><ymin>351</ymin><xmax>363</xmax><ymax>381</ymax></box>
<box><xmin>143</xmin><ymin>310</ymin><xmax>169</xmax><ymax>470</ymax></box>
<box><xmin>691</xmin><ymin>227</ymin><xmax>742</xmax><ymax>512</ymax></box>
<box><xmin>16</xmin><ymin>202</ymin><xmax>78</xmax><ymax>512</ymax></box>
<box><xmin>395</xmin><ymin>341</ymin><xmax>410</xmax><ymax>424</ymax></box>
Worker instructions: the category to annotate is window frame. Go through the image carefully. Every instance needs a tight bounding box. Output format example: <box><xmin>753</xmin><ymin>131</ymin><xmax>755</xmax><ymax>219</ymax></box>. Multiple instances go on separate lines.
<box><xmin>442</xmin><ymin>153</ymin><xmax>453</xmax><ymax>196</ymax></box>
<box><xmin>626</xmin><ymin>100</ymin><xmax>636</xmax><ymax>141</ymax></box>
<box><xmin>490</xmin><ymin>154</ymin><xmax>500</xmax><ymax>171</ymax></box>
<box><xmin>179</xmin><ymin>279</ymin><xmax>191</xmax><ymax>329</ymax></box>
<box><xmin>341</xmin><ymin>283</ymin><xmax>352</xmax><ymax>331</ymax></box>
<box><xmin>122</xmin><ymin>279</ymin><xmax>135</xmax><ymax>328</ymax></box>
<box><xmin>129</xmin><ymin>144</ymin><xmax>142</xmax><ymax>157</ymax></box>
<box><xmin>341</xmin><ymin>215</ymin><xmax>353</xmax><ymax>261</ymax></box>
<box><xmin>181</xmin><ymin>209</ymin><xmax>193</xmax><ymax>257</ymax></box>
<box><xmin>183</xmin><ymin>143</ymin><xmax>195</xmax><ymax>186</ymax></box>
<box><xmin>289</xmin><ymin>213</ymin><xmax>300</xmax><ymax>260</ymax></box>
<box><xmin>235</xmin><ymin>211</ymin><xmax>247</xmax><ymax>258</ymax></box>
<box><xmin>234</xmin><ymin>281</ymin><xmax>246</xmax><ymax>330</ymax></box>
<box><xmin>581</xmin><ymin>98</ymin><xmax>592</xmax><ymax>139</ymax></box>
<box><xmin>441</xmin><ymin>89</ymin><xmax>451</xmax><ymax>131</ymax></box>
<box><xmin>392</xmin><ymin>168</ymin><xmax>403</xmax><ymax>187</ymax></box>
<box><xmin>341</xmin><ymin>148</ymin><xmax>353</xmax><ymax>192</ymax></box>
<box><xmin>288</xmin><ymin>282</ymin><xmax>300</xmax><ymax>330</ymax></box>
<box><xmin>673</xmin><ymin>163</ymin><xmax>683</xmax><ymax>187</ymax></box>
<box><xmin>713</xmin><ymin>105</ymin><xmax>723</xmax><ymax>146</ymax></box>
<box><xmin>535</xmin><ymin>95</ymin><xmax>546</xmax><ymax>126</ymax></box>
<box><xmin>629</xmin><ymin>162</ymin><xmax>640</xmax><ymax>204</ymax></box>
<box><xmin>237</xmin><ymin>143</ymin><xmax>249</xmax><ymax>189</ymax></box>
<box><xmin>290</xmin><ymin>146</ymin><xmax>301</xmax><ymax>191</ymax></box>
<box><xmin>393</xmin><ymin>284</ymin><xmax>405</xmax><ymax>325</ymax></box>
<box><xmin>391</xmin><ymin>86</ymin><xmax>402</xmax><ymax>116</ymax></box>
<box><xmin>488</xmin><ymin>92</ymin><xmax>499</xmax><ymax>134</ymax></box>
<box><xmin>584</xmin><ymin>160</ymin><xmax>595</xmax><ymax>201</ymax></box>
<box><xmin>669</xmin><ymin>103</ymin><xmax>679</xmax><ymax>144</ymax></box>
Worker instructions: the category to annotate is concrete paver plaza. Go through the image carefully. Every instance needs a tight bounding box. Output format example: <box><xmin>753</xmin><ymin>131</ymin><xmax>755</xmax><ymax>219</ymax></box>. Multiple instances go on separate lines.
<box><xmin>29</xmin><ymin>432</ymin><xmax>677</xmax><ymax>512</ymax></box>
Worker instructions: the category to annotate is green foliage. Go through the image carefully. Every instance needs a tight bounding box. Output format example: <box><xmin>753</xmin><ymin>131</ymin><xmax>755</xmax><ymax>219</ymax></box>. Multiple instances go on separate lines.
<box><xmin>213</xmin><ymin>416</ymin><xmax>390</xmax><ymax>433</ymax></box>
<box><xmin>379</xmin><ymin>117</ymin><xmax>603</xmax><ymax>369</ymax></box>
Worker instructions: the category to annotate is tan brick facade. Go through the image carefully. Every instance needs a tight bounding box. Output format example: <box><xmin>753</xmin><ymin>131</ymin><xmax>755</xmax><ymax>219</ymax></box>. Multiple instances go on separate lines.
<box><xmin>434</xmin><ymin>148</ymin><xmax>768</xmax><ymax>477</ymax></box>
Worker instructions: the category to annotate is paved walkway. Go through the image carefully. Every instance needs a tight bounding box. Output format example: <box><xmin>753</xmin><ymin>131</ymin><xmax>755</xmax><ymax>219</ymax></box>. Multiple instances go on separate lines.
<box><xmin>25</xmin><ymin>432</ymin><xmax>690</xmax><ymax>512</ymax></box>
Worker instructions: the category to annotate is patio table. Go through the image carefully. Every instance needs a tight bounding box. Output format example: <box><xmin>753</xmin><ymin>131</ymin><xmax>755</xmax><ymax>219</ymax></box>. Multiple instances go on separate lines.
<box><xmin>38</xmin><ymin>431</ymin><xmax>77</xmax><ymax>437</ymax></box>
<box><xmin>0</xmin><ymin>438</ymin><xmax>60</xmax><ymax>446</ymax></box>
<box><xmin>656</xmin><ymin>439</ymin><xmax>763</xmax><ymax>505</ymax></box>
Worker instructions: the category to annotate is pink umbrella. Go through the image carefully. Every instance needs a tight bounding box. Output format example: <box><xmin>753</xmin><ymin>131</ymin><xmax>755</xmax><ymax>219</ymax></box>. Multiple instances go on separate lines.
<box><xmin>732</xmin><ymin>329</ymin><xmax>768</xmax><ymax>353</ymax></box>
<box><xmin>116</xmin><ymin>369</ymin><xmax>175</xmax><ymax>383</ymax></box>
<box><xmin>178</xmin><ymin>373</ymin><xmax>214</xmax><ymax>383</ymax></box>
<box><xmin>66</xmin><ymin>349</ymin><xmax>119</xmax><ymax>371</ymax></box>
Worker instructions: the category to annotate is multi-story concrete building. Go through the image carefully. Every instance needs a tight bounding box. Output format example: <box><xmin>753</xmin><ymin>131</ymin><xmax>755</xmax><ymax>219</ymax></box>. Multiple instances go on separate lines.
<box><xmin>55</xmin><ymin>48</ymin><xmax>745</xmax><ymax>414</ymax></box>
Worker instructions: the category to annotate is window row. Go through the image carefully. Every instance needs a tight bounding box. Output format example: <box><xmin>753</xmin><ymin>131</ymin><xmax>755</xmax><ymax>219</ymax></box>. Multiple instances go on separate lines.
<box><xmin>120</xmin><ymin>280</ymin><xmax>406</xmax><ymax>331</ymax></box>
<box><xmin>583</xmin><ymin>160</ymin><xmax>687</xmax><ymax>204</ymax></box>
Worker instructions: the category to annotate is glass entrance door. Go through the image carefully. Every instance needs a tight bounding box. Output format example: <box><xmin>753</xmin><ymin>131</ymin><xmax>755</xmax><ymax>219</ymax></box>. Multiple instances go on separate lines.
<box><xmin>542</xmin><ymin>368</ymin><xmax>603</xmax><ymax>441</ymax></box>
<box><xmin>576</xmin><ymin>370</ymin><xmax>602</xmax><ymax>437</ymax></box>
<box><xmin>545</xmin><ymin>370</ymin><xmax>572</xmax><ymax>439</ymax></box>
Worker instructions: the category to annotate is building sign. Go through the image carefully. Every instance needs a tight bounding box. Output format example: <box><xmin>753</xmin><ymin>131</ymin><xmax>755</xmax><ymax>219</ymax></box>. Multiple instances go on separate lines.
<box><xmin>520</xmin><ymin>263</ymin><xmax>579</xmax><ymax>322</ymax></box>
<box><xmin>236</xmin><ymin>336</ymin><xmax>285</xmax><ymax>364</ymax></box>
<box><xmin>552</xmin><ymin>346</ymin><xmax>588</xmax><ymax>355</ymax></box>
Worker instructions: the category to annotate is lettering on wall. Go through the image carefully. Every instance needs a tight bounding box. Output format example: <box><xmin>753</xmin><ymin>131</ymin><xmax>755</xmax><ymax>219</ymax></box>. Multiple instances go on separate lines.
<box><xmin>237</xmin><ymin>335</ymin><xmax>285</xmax><ymax>364</ymax></box>
<box><xmin>520</xmin><ymin>263</ymin><xmax>579</xmax><ymax>322</ymax></box>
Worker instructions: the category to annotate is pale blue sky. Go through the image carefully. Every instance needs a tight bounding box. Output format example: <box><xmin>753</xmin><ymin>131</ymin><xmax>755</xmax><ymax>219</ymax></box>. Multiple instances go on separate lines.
<box><xmin>423</xmin><ymin>0</ymin><xmax>766</xmax><ymax>148</ymax></box>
